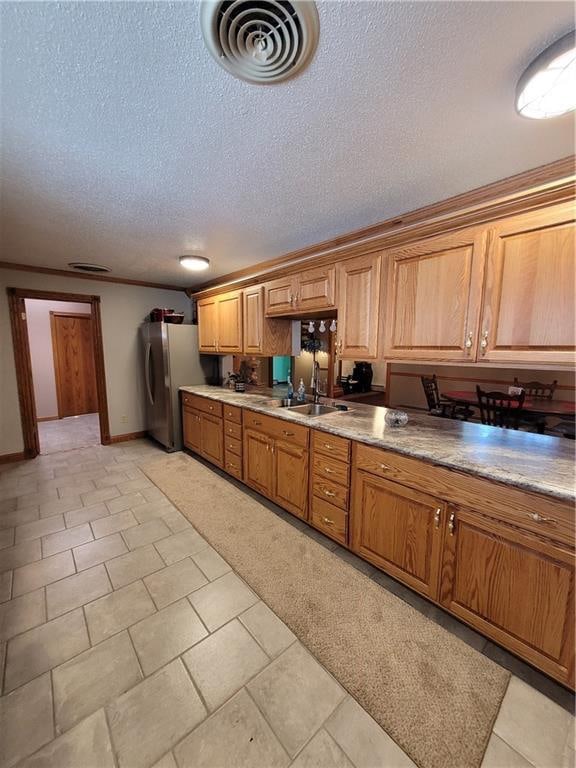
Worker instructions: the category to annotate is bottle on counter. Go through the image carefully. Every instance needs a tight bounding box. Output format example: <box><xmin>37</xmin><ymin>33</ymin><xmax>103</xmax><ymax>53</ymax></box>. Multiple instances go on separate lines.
<box><xmin>287</xmin><ymin>376</ymin><xmax>294</xmax><ymax>400</ymax></box>
<box><xmin>297</xmin><ymin>378</ymin><xmax>306</xmax><ymax>402</ymax></box>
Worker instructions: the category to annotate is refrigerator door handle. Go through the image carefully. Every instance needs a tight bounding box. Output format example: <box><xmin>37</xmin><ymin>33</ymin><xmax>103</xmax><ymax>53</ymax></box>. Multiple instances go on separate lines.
<box><xmin>145</xmin><ymin>342</ymin><xmax>154</xmax><ymax>405</ymax></box>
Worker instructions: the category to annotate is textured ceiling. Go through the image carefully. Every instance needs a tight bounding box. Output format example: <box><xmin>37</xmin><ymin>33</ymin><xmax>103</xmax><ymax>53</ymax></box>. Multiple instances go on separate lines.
<box><xmin>1</xmin><ymin>1</ymin><xmax>574</xmax><ymax>288</ymax></box>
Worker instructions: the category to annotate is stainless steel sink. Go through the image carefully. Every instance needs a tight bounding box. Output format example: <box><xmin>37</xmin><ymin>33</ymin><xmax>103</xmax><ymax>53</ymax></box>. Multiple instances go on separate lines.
<box><xmin>288</xmin><ymin>403</ymin><xmax>341</xmax><ymax>416</ymax></box>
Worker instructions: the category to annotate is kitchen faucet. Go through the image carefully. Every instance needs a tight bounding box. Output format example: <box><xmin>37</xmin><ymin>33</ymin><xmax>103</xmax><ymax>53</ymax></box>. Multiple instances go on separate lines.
<box><xmin>312</xmin><ymin>360</ymin><xmax>326</xmax><ymax>404</ymax></box>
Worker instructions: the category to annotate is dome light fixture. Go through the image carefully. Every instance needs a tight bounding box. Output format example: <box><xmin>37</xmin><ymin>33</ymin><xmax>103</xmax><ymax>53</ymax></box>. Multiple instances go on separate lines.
<box><xmin>516</xmin><ymin>31</ymin><xmax>576</xmax><ymax>119</ymax></box>
<box><xmin>179</xmin><ymin>254</ymin><xmax>210</xmax><ymax>271</ymax></box>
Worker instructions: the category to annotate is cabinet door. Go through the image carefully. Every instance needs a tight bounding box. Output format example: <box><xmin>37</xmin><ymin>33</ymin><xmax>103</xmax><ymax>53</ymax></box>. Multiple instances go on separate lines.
<box><xmin>350</xmin><ymin>471</ymin><xmax>444</xmax><ymax>599</ymax></box>
<box><xmin>337</xmin><ymin>253</ymin><xmax>382</xmax><ymax>359</ymax></box>
<box><xmin>383</xmin><ymin>228</ymin><xmax>487</xmax><ymax>361</ymax></box>
<box><xmin>440</xmin><ymin>506</ymin><xmax>575</xmax><ymax>687</ymax></box>
<box><xmin>217</xmin><ymin>291</ymin><xmax>243</xmax><ymax>354</ymax></box>
<box><xmin>274</xmin><ymin>440</ymin><xmax>309</xmax><ymax>519</ymax></box>
<box><xmin>243</xmin><ymin>428</ymin><xmax>274</xmax><ymax>497</ymax></box>
<box><xmin>183</xmin><ymin>408</ymin><xmax>202</xmax><ymax>453</ymax></box>
<box><xmin>200</xmin><ymin>413</ymin><xmax>223</xmax><ymax>468</ymax></box>
<box><xmin>264</xmin><ymin>277</ymin><xmax>296</xmax><ymax>316</ymax></box>
<box><xmin>479</xmin><ymin>204</ymin><xmax>575</xmax><ymax>366</ymax></box>
<box><xmin>295</xmin><ymin>266</ymin><xmax>336</xmax><ymax>313</ymax></box>
<box><xmin>243</xmin><ymin>286</ymin><xmax>264</xmax><ymax>354</ymax></box>
<box><xmin>197</xmin><ymin>297</ymin><xmax>218</xmax><ymax>353</ymax></box>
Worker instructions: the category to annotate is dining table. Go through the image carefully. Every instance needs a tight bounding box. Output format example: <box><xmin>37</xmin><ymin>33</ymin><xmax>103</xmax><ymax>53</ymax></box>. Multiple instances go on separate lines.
<box><xmin>443</xmin><ymin>390</ymin><xmax>576</xmax><ymax>419</ymax></box>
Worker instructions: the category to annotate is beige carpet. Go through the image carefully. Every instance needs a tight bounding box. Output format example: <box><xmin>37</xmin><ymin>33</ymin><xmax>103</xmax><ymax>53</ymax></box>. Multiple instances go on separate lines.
<box><xmin>143</xmin><ymin>453</ymin><xmax>510</xmax><ymax>768</ymax></box>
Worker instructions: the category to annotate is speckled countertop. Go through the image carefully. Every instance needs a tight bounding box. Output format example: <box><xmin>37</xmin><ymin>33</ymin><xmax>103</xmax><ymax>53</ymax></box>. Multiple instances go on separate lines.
<box><xmin>181</xmin><ymin>385</ymin><xmax>576</xmax><ymax>503</ymax></box>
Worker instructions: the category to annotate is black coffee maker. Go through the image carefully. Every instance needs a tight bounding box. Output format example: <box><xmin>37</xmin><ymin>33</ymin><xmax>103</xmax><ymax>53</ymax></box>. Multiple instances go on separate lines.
<box><xmin>352</xmin><ymin>362</ymin><xmax>373</xmax><ymax>392</ymax></box>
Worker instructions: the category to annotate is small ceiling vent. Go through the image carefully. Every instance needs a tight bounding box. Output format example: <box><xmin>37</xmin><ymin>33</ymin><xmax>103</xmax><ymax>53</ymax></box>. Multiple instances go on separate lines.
<box><xmin>200</xmin><ymin>0</ymin><xmax>319</xmax><ymax>84</ymax></box>
<box><xmin>68</xmin><ymin>262</ymin><xmax>111</xmax><ymax>273</ymax></box>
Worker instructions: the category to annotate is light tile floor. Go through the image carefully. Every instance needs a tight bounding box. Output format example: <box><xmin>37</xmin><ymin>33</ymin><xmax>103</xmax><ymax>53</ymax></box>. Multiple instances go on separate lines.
<box><xmin>0</xmin><ymin>439</ymin><xmax>573</xmax><ymax>768</ymax></box>
<box><xmin>38</xmin><ymin>413</ymin><xmax>100</xmax><ymax>455</ymax></box>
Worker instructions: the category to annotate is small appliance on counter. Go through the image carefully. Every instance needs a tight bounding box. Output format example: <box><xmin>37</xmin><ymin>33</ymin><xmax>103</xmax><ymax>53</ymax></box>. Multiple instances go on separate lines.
<box><xmin>148</xmin><ymin>308</ymin><xmax>184</xmax><ymax>323</ymax></box>
<box><xmin>352</xmin><ymin>361</ymin><xmax>373</xmax><ymax>392</ymax></box>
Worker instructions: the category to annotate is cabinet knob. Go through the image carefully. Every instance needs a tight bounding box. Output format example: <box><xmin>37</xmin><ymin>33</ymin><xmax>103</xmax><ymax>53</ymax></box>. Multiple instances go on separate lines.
<box><xmin>322</xmin><ymin>516</ymin><xmax>334</xmax><ymax>526</ymax></box>
<box><xmin>324</xmin><ymin>467</ymin><xmax>334</xmax><ymax>474</ymax></box>
<box><xmin>480</xmin><ymin>330</ymin><xmax>489</xmax><ymax>354</ymax></box>
<box><xmin>380</xmin><ymin>463</ymin><xmax>391</xmax><ymax>471</ymax></box>
<box><xmin>434</xmin><ymin>508</ymin><xmax>441</xmax><ymax>528</ymax></box>
<box><xmin>282</xmin><ymin>430</ymin><xmax>295</xmax><ymax>437</ymax></box>
<box><xmin>323</xmin><ymin>490</ymin><xmax>336</xmax><ymax>498</ymax></box>
<box><xmin>527</xmin><ymin>512</ymin><xmax>557</xmax><ymax>525</ymax></box>
<box><xmin>464</xmin><ymin>331</ymin><xmax>473</xmax><ymax>351</ymax></box>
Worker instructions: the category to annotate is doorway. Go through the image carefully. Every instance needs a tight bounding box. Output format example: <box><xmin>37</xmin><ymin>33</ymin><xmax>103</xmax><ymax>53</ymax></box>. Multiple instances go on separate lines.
<box><xmin>7</xmin><ymin>288</ymin><xmax>110</xmax><ymax>458</ymax></box>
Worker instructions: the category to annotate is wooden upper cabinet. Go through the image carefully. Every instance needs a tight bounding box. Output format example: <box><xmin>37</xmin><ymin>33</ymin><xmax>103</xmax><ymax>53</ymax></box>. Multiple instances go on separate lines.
<box><xmin>440</xmin><ymin>505</ymin><xmax>575</xmax><ymax>687</ymax></box>
<box><xmin>197</xmin><ymin>296</ymin><xmax>219</xmax><ymax>353</ymax></box>
<box><xmin>337</xmin><ymin>252</ymin><xmax>383</xmax><ymax>359</ymax></box>
<box><xmin>350</xmin><ymin>471</ymin><xmax>444</xmax><ymax>600</ymax></box>
<box><xmin>383</xmin><ymin>228</ymin><xmax>487</xmax><ymax>362</ymax></box>
<box><xmin>244</xmin><ymin>285</ymin><xmax>292</xmax><ymax>356</ymax></box>
<box><xmin>478</xmin><ymin>204</ymin><xmax>575</xmax><ymax>366</ymax></box>
<box><xmin>264</xmin><ymin>265</ymin><xmax>336</xmax><ymax>317</ymax></box>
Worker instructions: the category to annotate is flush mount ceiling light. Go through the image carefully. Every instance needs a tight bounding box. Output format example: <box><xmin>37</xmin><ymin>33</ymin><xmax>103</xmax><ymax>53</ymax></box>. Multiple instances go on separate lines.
<box><xmin>68</xmin><ymin>262</ymin><xmax>111</xmax><ymax>273</ymax></box>
<box><xmin>200</xmin><ymin>0</ymin><xmax>319</xmax><ymax>84</ymax></box>
<box><xmin>179</xmin><ymin>254</ymin><xmax>210</xmax><ymax>271</ymax></box>
<box><xmin>516</xmin><ymin>31</ymin><xmax>576</xmax><ymax>119</ymax></box>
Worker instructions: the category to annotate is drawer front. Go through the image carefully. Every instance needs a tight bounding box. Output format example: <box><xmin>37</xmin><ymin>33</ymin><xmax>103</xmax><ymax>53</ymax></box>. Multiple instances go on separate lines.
<box><xmin>312</xmin><ymin>454</ymin><xmax>350</xmax><ymax>487</ymax></box>
<box><xmin>182</xmin><ymin>393</ymin><xmax>223</xmax><ymax>417</ymax></box>
<box><xmin>223</xmin><ymin>404</ymin><xmax>242</xmax><ymax>424</ymax></box>
<box><xmin>354</xmin><ymin>442</ymin><xmax>575</xmax><ymax>547</ymax></box>
<box><xmin>224</xmin><ymin>452</ymin><xmax>243</xmax><ymax>480</ymax></box>
<box><xmin>243</xmin><ymin>411</ymin><xmax>309</xmax><ymax>448</ymax></box>
<box><xmin>312</xmin><ymin>474</ymin><xmax>349</xmax><ymax>511</ymax></box>
<box><xmin>225</xmin><ymin>435</ymin><xmax>242</xmax><ymax>457</ymax></box>
<box><xmin>224</xmin><ymin>421</ymin><xmax>242</xmax><ymax>441</ymax></box>
<box><xmin>312</xmin><ymin>431</ymin><xmax>350</xmax><ymax>463</ymax></box>
<box><xmin>310</xmin><ymin>496</ymin><xmax>348</xmax><ymax>545</ymax></box>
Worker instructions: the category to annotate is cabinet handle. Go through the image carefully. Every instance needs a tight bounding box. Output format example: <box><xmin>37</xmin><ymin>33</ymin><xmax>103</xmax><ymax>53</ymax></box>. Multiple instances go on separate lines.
<box><xmin>282</xmin><ymin>430</ymin><xmax>295</xmax><ymax>437</ymax></box>
<box><xmin>527</xmin><ymin>512</ymin><xmax>557</xmax><ymax>525</ymax></box>
<box><xmin>227</xmin><ymin>462</ymin><xmax>238</xmax><ymax>470</ymax></box>
<box><xmin>324</xmin><ymin>467</ymin><xmax>334</xmax><ymax>474</ymax></box>
<box><xmin>322</xmin><ymin>516</ymin><xmax>334</xmax><ymax>526</ymax></box>
<box><xmin>253</xmin><ymin>420</ymin><xmax>262</xmax><ymax>426</ymax></box>
<box><xmin>448</xmin><ymin>511</ymin><xmax>456</xmax><ymax>536</ymax></box>
<box><xmin>434</xmin><ymin>508</ymin><xmax>441</xmax><ymax>528</ymax></box>
<box><xmin>324</xmin><ymin>443</ymin><xmax>333</xmax><ymax>450</ymax></box>
<box><xmin>480</xmin><ymin>330</ymin><xmax>489</xmax><ymax>355</ymax></box>
<box><xmin>323</xmin><ymin>490</ymin><xmax>336</xmax><ymax>498</ymax></box>
<box><xmin>464</xmin><ymin>331</ymin><xmax>473</xmax><ymax>351</ymax></box>
<box><xmin>290</xmin><ymin>294</ymin><xmax>295</xmax><ymax>306</ymax></box>
<box><xmin>380</xmin><ymin>463</ymin><xmax>391</xmax><ymax>471</ymax></box>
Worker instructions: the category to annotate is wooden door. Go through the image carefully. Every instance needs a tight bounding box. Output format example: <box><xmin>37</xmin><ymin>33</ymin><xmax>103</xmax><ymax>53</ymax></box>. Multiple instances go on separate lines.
<box><xmin>295</xmin><ymin>266</ymin><xmax>336</xmax><ymax>313</ymax></box>
<box><xmin>244</xmin><ymin>286</ymin><xmax>264</xmax><ymax>354</ymax></box>
<box><xmin>351</xmin><ymin>471</ymin><xmax>444</xmax><ymax>600</ymax></box>
<box><xmin>197</xmin><ymin>297</ymin><xmax>219</xmax><ymax>353</ymax></box>
<box><xmin>51</xmin><ymin>313</ymin><xmax>98</xmax><ymax>417</ymax></box>
<box><xmin>479</xmin><ymin>204</ymin><xmax>575</xmax><ymax>366</ymax></box>
<box><xmin>337</xmin><ymin>253</ymin><xmax>382</xmax><ymax>359</ymax></box>
<box><xmin>440</xmin><ymin>506</ymin><xmax>575</xmax><ymax>687</ymax></box>
<box><xmin>383</xmin><ymin>228</ymin><xmax>487</xmax><ymax>361</ymax></box>
<box><xmin>217</xmin><ymin>291</ymin><xmax>243</xmax><ymax>353</ymax></box>
<box><xmin>183</xmin><ymin>408</ymin><xmax>202</xmax><ymax>453</ymax></box>
<box><xmin>274</xmin><ymin>440</ymin><xmax>309</xmax><ymax>519</ymax></box>
<box><xmin>243</xmin><ymin>428</ymin><xmax>274</xmax><ymax>497</ymax></box>
<box><xmin>264</xmin><ymin>276</ymin><xmax>297</xmax><ymax>316</ymax></box>
<box><xmin>200</xmin><ymin>413</ymin><xmax>223</xmax><ymax>467</ymax></box>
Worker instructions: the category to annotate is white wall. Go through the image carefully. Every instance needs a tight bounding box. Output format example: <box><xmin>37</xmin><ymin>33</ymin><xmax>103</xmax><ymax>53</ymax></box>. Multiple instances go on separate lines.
<box><xmin>25</xmin><ymin>299</ymin><xmax>92</xmax><ymax>419</ymax></box>
<box><xmin>1</xmin><ymin>269</ymin><xmax>192</xmax><ymax>455</ymax></box>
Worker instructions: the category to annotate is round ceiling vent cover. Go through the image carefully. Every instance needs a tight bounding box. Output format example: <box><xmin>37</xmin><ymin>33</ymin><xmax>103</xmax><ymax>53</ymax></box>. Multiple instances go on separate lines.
<box><xmin>200</xmin><ymin>0</ymin><xmax>319</xmax><ymax>84</ymax></box>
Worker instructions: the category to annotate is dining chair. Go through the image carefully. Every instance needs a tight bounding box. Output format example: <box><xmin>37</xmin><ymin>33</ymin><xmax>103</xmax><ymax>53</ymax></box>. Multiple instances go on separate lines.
<box><xmin>512</xmin><ymin>378</ymin><xmax>558</xmax><ymax>433</ymax></box>
<box><xmin>421</xmin><ymin>376</ymin><xmax>473</xmax><ymax>420</ymax></box>
<box><xmin>476</xmin><ymin>386</ymin><xmax>525</xmax><ymax>429</ymax></box>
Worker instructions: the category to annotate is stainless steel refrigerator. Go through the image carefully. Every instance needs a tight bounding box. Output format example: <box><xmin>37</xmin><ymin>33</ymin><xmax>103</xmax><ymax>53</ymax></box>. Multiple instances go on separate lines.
<box><xmin>141</xmin><ymin>323</ymin><xmax>210</xmax><ymax>451</ymax></box>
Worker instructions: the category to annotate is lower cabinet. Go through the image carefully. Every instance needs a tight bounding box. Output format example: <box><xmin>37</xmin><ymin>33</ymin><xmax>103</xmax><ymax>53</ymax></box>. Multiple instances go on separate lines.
<box><xmin>440</xmin><ymin>506</ymin><xmax>575</xmax><ymax>685</ymax></box>
<box><xmin>244</xmin><ymin>428</ymin><xmax>274</xmax><ymax>497</ymax></box>
<box><xmin>351</xmin><ymin>471</ymin><xmax>444</xmax><ymax>600</ymax></box>
<box><xmin>274</xmin><ymin>440</ymin><xmax>309</xmax><ymax>519</ymax></box>
<box><xmin>200</xmin><ymin>413</ymin><xmax>224</xmax><ymax>468</ymax></box>
<box><xmin>182</xmin><ymin>407</ymin><xmax>202</xmax><ymax>453</ymax></box>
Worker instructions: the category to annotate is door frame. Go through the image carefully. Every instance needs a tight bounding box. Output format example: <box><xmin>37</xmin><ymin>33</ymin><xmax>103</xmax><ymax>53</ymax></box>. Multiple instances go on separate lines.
<box><xmin>7</xmin><ymin>288</ymin><xmax>111</xmax><ymax>458</ymax></box>
<box><xmin>50</xmin><ymin>311</ymin><xmax>98</xmax><ymax>419</ymax></box>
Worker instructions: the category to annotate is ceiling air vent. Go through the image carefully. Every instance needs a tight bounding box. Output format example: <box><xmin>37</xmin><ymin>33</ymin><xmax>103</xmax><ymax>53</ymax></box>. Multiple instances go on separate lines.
<box><xmin>200</xmin><ymin>0</ymin><xmax>319</xmax><ymax>84</ymax></box>
<box><xmin>68</xmin><ymin>262</ymin><xmax>111</xmax><ymax>273</ymax></box>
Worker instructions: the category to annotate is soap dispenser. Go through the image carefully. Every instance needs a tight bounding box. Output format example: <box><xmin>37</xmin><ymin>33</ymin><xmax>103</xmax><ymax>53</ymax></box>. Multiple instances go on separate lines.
<box><xmin>297</xmin><ymin>378</ymin><xmax>306</xmax><ymax>402</ymax></box>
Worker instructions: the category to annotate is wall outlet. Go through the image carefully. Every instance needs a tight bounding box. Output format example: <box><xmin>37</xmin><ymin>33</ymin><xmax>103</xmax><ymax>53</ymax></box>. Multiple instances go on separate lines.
<box><xmin>120</xmin><ymin>415</ymin><xmax>128</xmax><ymax>424</ymax></box>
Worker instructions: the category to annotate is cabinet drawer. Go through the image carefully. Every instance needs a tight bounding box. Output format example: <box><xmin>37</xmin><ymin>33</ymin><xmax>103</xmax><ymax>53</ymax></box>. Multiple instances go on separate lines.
<box><xmin>223</xmin><ymin>404</ymin><xmax>242</xmax><ymax>424</ymax></box>
<box><xmin>310</xmin><ymin>496</ymin><xmax>348</xmax><ymax>545</ymax></box>
<box><xmin>225</xmin><ymin>436</ymin><xmax>242</xmax><ymax>457</ymax></box>
<box><xmin>312</xmin><ymin>474</ymin><xmax>348</xmax><ymax>511</ymax></box>
<box><xmin>182</xmin><ymin>393</ymin><xmax>223</xmax><ymax>417</ymax></box>
<box><xmin>224</xmin><ymin>452</ymin><xmax>242</xmax><ymax>480</ymax></box>
<box><xmin>224</xmin><ymin>421</ymin><xmax>242</xmax><ymax>441</ymax></box>
<box><xmin>243</xmin><ymin>411</ymin><xmax>309</xmax><ymax>448</ymax></box>
<box><xmin>312</xmin><ymin>454</ymin><xmax>350</xmax><ymax>486</ymax></box>
<box><xmin>312</xmin><ymin>430</ymin><xmax>350</xmax><ymax>463</ymax></box>
<box><xmin>354</xmin><ymin>442</ymin><xmax>575</xmax><ymax>547</ymax></box>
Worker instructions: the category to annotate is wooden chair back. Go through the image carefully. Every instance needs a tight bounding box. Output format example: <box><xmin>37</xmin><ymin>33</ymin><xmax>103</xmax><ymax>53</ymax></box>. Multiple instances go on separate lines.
<box><xmin>513</xmin><ymin>378</ymin><xmax>557</xmax><ymax>400</ymax></box>
<box><xmin>421</xmin><ymin>375</ymin><xmax>441</xmax><ymax>412</ymax></box>
<box><xmin>476</xmin><ymin>386</ymin><xmax>526</xmax><ymax>429</ymax></box>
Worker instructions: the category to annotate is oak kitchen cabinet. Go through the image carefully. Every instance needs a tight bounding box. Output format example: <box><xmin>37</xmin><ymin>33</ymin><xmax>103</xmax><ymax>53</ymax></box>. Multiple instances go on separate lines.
<box><xmin>181</xmin><ymin>393</ymin><xmax>224</xmax><ymax>468</ymax></box>
<box><xmin>264</xmin><ymin>265</ymin><xmax>336</xmax><ymax>317</ymax></box>
<box><xmin>243</xmin><ymin>285</ymin><xmax>292</xmax><ymax>356</ymax></box>
<box><xmin>197</xmin><ymin>290</ymin><xmax>243</xmax><ymax>354</ymax></box>
<box><xmin>336</xmin><ymin>252</ymin><xmax>384</xmax><ymax>359</ymax></box>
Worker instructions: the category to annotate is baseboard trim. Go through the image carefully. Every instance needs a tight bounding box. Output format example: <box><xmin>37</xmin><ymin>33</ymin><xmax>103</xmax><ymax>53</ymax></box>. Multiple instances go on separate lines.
<box><xmin>0</xmin><ymin>451</ymin><xmax>27</xmax><ymax>465</ymax></box>
<box><xmin>110</xmin><ymin>431</ymin><xmax>147</xmax><ymax>444</ymax></box>
<box><xmin>37</xmin><ymin>415</ymin><xmax>59</xmax><ymax>423</ymax></box>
